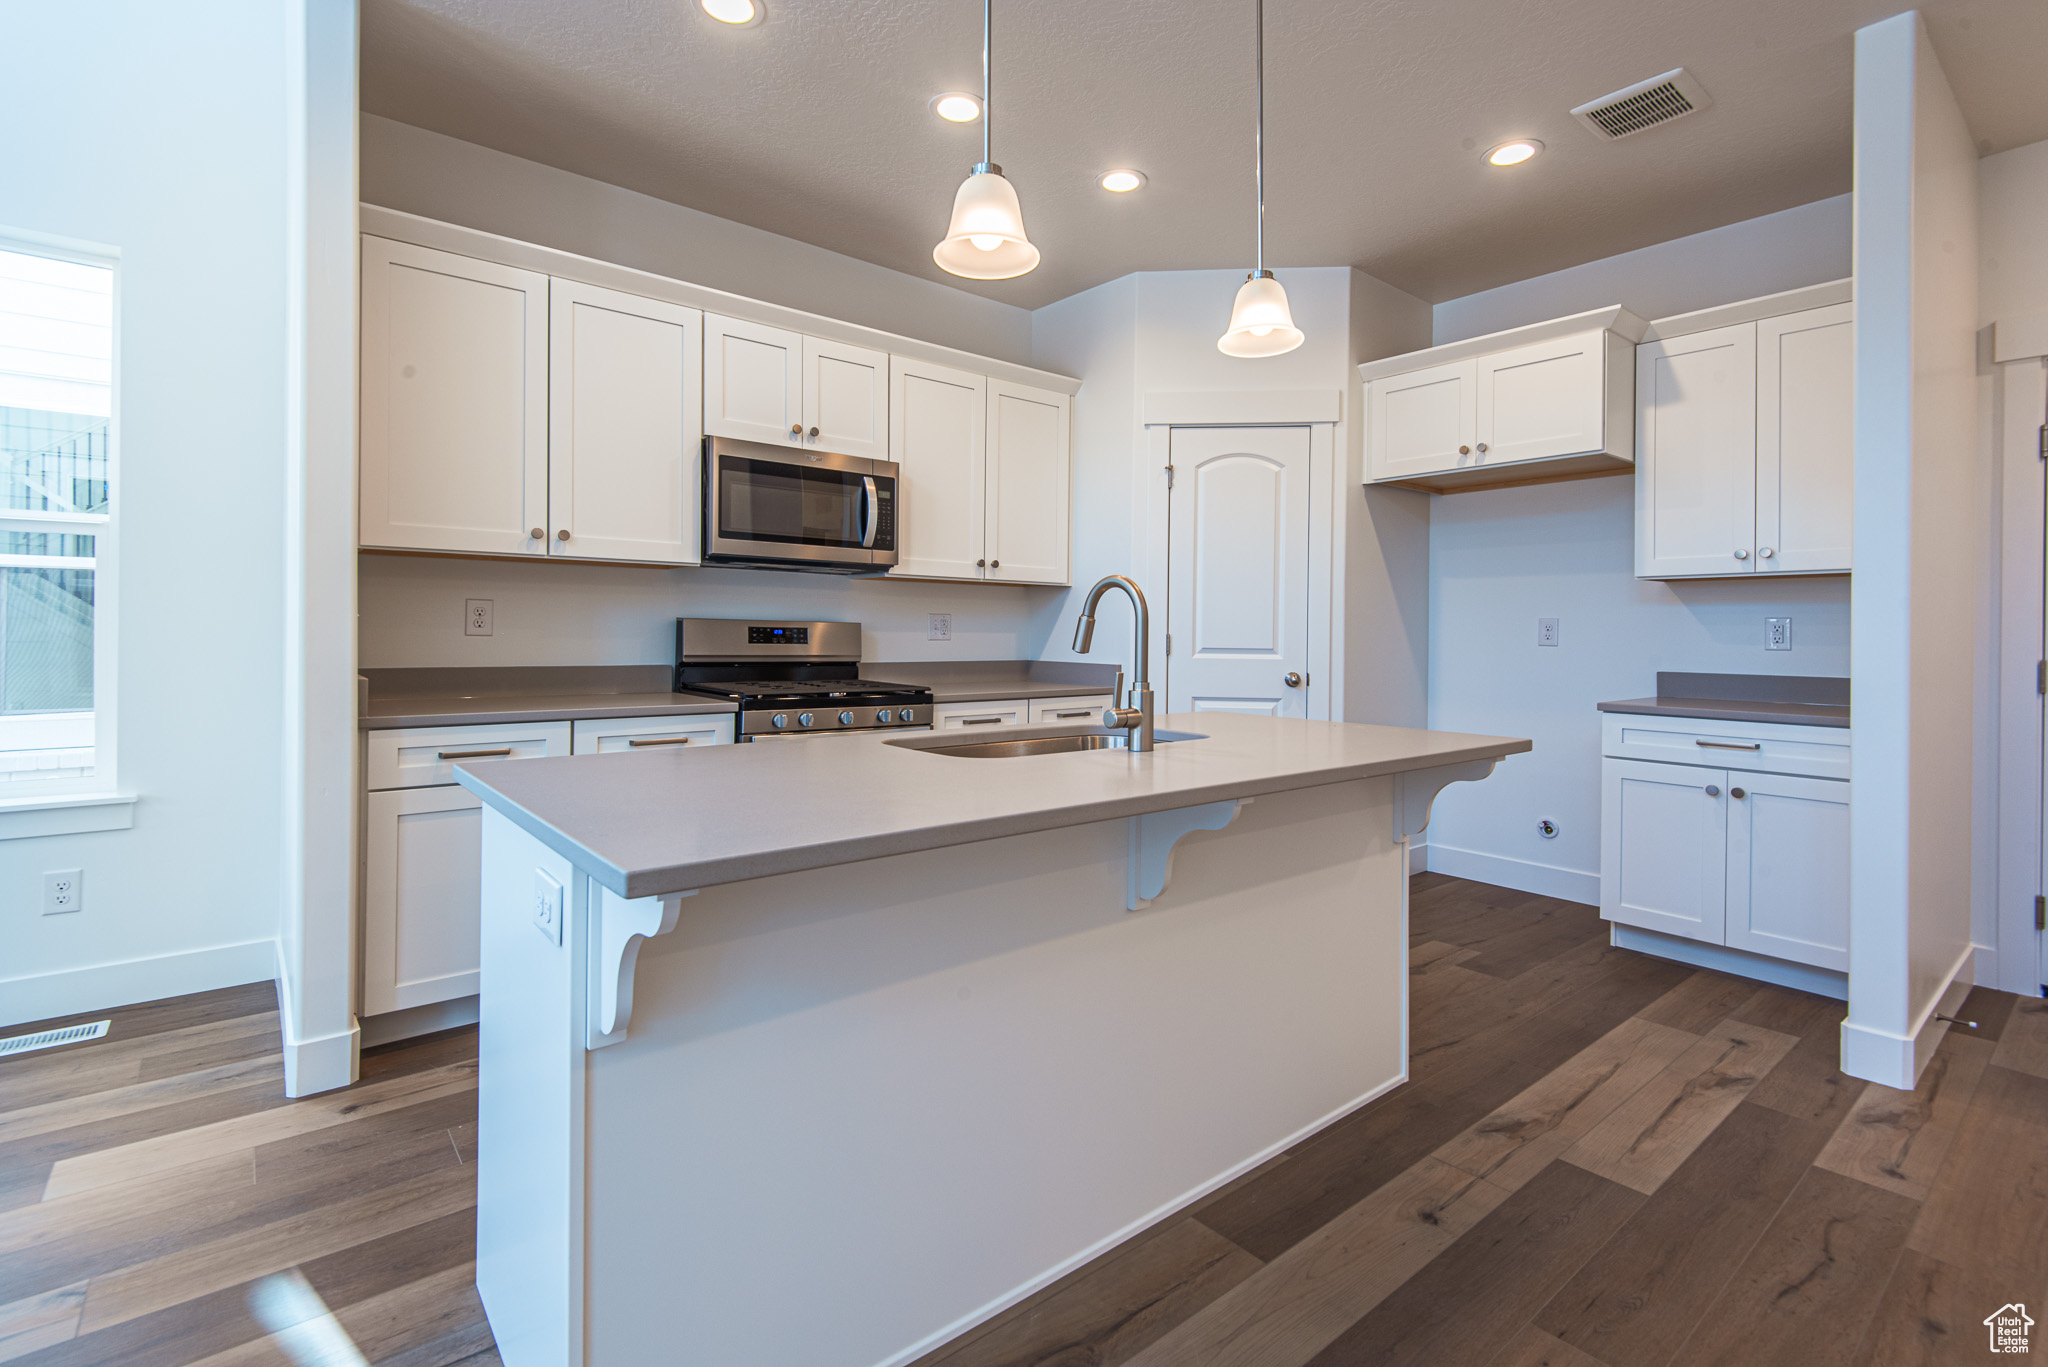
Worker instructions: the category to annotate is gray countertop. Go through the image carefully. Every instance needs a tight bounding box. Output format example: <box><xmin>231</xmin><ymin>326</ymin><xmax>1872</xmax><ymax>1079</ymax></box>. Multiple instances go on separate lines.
<box><xmin>862</xmin><ymin>659</ymin><xmax>1121</xmax><ymax>703</ymax></box>
<box><xmin>454</xmin><ymin>712</ymin><xmax>1531</xmax><ymax>899</ymax></box>
<box><xmin>359</xmin><ymin>665</ymin><xmax>735</xmax><ymax>730</ymax></box>
<box><xmin>1596</xmin><ymin>671</ymin><xmax>1850</xmax><ymax>729</ymax></box>
<box><xmin>1596</xmin><ymin>697</ymin><xmax>1851</xmax><ymax>728</ymax></box>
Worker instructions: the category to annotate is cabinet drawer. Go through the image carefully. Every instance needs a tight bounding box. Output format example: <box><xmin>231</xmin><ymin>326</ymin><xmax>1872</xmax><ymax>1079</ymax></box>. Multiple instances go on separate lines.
<box><xmin>1601</xmin><ymin>714</ymin><xmax>1849</xmax><ymax>781</ymax></box>
<box><xmin>932</xmin><ymin>699</ymin><xmax>1028</xmax><ymax>729</ymax></box>
<box><xmin>366</xmin><ymin>720</ymin><xmax>573</xmax><ymax>791</ymax></box>
<box><xmin>1029</xmin><ymin>696</ymin><xmax>1113</xmax><ymax>724</ymax></box>
<box><xmin>571</xmin><ymin>714</ymin><xmax>735</xmax><ymax>753</ymax></box>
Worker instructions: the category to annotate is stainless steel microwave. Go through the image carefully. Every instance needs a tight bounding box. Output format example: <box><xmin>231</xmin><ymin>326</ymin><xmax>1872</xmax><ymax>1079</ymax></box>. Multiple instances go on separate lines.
<box><xmin>702</xmin><ymin>436</ymin><xmax>899</xmax><ymax>573</ymax></box>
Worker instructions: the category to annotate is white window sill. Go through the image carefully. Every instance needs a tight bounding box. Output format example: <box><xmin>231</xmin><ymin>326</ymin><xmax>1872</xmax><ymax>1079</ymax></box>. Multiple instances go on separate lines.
<box><xmin>0</xmin><ymin>792</ymin><xmax>137</xmax><ymax>840</ymax></box>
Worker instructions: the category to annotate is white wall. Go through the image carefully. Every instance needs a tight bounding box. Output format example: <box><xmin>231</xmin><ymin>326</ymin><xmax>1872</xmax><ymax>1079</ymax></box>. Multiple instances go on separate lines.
<box><xmin>1844</xmin><ymin>12</ymin><xmax>1981</xmax><ymax>1088</ymax></box>
<box><xmin>1982</xmin><ymin>138</ymin><xmax>2048</xmax><ymax>322</ymax></box>
<box><xmin>0</xmin><ymin>2</ymin><xmax>296</xmax><ymax>1023</ymax></box>
<box><xmin>361</xmin><ymin>115</ymin><xmax>1035</xmax><ymax>368</ymax></box>
<box><xmin>1421</xmin><ymin>209</ymin><xmax>1855</xmax><ymax>901</ymax></box>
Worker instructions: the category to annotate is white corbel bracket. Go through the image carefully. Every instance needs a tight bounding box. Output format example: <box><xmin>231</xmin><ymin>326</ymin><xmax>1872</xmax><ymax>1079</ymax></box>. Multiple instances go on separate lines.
<box><xmin>588</xmin><ymin>885</ymin><xmax>695</xmax><ymax>1050</ymax></box>
<box><xmin>1128</xmin><ymin>799</ymin><xmax>1246</xmax><ymax>911</ymax></box>
<box><xmin>1392</xmin><ymin>759</ymin><xmax>1500</xmax><ymax>841</ymax></box>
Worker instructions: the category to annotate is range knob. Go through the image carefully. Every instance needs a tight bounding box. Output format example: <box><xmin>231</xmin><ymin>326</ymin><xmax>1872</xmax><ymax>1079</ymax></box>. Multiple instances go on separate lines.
<box><xmin>771</xmin><ymin>713</ymin><xmax>788</xmax><ymax>729</ymax></box>
<box><xmin>838</xmin><ymin>710</ymin><xmax>855</xmax><ymax>726</ymax></box>
<box><xmin>877</xmin><ymin>709</ymin><xmax>893</xmax><ymax>724</ymax></box>
<box><xmin>900</xmin><ymin>707</ymin><xmax>917</xmax><ymax>723</ymax></box>
<box><xmin>797</xmin><ymin>712</ymin><xmax>815</xmax><ymax>728</ymax></box>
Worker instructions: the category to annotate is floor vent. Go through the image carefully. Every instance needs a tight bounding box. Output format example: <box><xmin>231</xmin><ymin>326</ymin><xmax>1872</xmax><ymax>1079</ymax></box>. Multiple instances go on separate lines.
<box><xmin>1572</xmin><ymin>68</ymin><xmax>1712</xmax><ymax>140</ymax></box>
<box><xmin>0</xmin><ymin>1019</ymin><xmax>110</xmax><ymax>1058</ymax></box>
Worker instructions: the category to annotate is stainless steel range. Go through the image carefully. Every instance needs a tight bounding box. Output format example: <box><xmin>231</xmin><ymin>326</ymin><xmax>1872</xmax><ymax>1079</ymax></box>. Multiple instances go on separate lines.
<box><xmin>672</xmin><ymin>618</ymin><xmax>933</xmax><ymax>742</ymax></box>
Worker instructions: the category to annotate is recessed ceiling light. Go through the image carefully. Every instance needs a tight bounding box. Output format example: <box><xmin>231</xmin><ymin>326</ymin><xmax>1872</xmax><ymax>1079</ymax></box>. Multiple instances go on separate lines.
<box><xmin>930</xmin><ymin>93</ymin><xmax>982</xmax><ymax>123</ymax></box>
<box><xmin>700</xmin><ymin>0</ymin><xmax>762</xmax><ymax>25</ymax></box>
<box><xmin>1099</xmin><ymin>169</ymin><xmax>1147</xmax><ymax>193</ymax></box>
<box><xmin>1485</xmin><ymin>139</ymin><xmax>1543</xmax><ymax>167</ymax></box>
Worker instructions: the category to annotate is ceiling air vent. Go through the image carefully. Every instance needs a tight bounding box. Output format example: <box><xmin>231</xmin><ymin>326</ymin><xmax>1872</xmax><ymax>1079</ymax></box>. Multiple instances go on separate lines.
<box><xmin>1571</xmin><ymin>68</ymin><xmax>1712</xmax><ymax>140</ymax></box>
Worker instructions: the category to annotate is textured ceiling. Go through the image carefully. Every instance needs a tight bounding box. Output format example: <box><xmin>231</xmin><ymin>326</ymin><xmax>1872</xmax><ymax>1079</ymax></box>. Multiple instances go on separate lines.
<box><xmin>361</xmin><ymin>0</ymin><xmax>2048</xmax><ymax>310</ymax></box>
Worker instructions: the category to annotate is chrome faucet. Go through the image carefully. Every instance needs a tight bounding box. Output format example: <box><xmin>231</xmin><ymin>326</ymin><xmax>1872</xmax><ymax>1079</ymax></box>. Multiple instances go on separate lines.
<box><xmin>1071</xmin><ymin>574</ymin><xmax>1155</xmax><ymax>752</ymax></box>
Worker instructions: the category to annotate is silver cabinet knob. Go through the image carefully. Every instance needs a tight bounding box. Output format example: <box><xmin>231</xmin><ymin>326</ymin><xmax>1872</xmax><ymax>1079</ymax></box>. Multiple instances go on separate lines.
<box><xmin>1283</xmin><ymin>671</ymin><xmax>1303</xmax><ymax>688</ymax></box>
<box><xmin>990</xmin><ymin>559</ymin><xmax>1000</xmax><ymax>569</ymax></box>
<box><xmin>1733</xmin><ymin>549</ymin><xmax>1749</xmax><ymax>560</ymax></box>
<box><xmin>1758</xmin><ymin>547</ymin><xmax>1775</xmax><ymax>559</ymax></box>
<box><xmin>797</xmin><ymin>712</ymin><xmax>814</xmax><ymax>728</ymax></box>
<box><xmin>1731</xmin><ymin>786</ymin><xmax>1747</xmax><ymax>799</ymax></box>
<box><xmin>557</xmin><ymin>529</ymin><xmax>570</xmax><ymax>541</ymax></box>
<box><xmin>1458</xmin><ymin>445</ymin><xmax>1471</xmax><ymax>455</ymax></box>
<box><xmin>1476</xmin><ymin>442</ymin><xmax>1489</xmax><ymax>453</ymax></box>
<box><xmin>791</xmin><ymin>423</ymin><xmax>803</xmax><ymax>436</ymax></box>
<box><xmin>1705</xmin><ymin>784</ymin><xmax>1721</xmax><ymax>797</ymax></box>
<box><xmin>838</xmin><ymin>710</ymin><xmax>854</xmax><ymax>725</ymax></box>
<box><xmin>976</xmin><ymin>558</ymin><xmax>986</xmax><ymax>568</ymax></box>
<box><xmin>529</xmin><ymin>527</ymin><xmax>544</xmax><ymax>540</ymax></box>
<box><xmin>809</xmin><ymin>426</ymin><xmax>820</xmax><ymax>438</ymax></box>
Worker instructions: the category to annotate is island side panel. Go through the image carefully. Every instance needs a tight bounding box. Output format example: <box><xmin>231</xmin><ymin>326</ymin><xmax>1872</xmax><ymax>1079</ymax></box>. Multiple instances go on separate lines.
<box><xmin>579</xmin><ymin>776</ymin><xmax>1406</xmax><ymax>1367</ymax></box>
<box><xmin>475</xmin><ymin>808</ymin><xmax>587</xmax><ymax>1367</ymax></box>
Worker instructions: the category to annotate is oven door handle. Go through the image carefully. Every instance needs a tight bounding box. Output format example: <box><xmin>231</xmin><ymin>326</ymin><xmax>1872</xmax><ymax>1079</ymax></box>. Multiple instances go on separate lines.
<box><xmin>860</xmin><ymin>476</ymin><xmax>879</xmax><ymax>550</ymax></box>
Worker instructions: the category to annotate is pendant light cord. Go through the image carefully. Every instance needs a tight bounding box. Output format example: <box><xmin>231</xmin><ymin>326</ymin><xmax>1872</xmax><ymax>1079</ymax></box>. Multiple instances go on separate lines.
<box><xmin>1254</xmin><ymin>0</ymin><xmax>1265</xmax><ymax>273</ymax></box>
<box><xmin>982</xmin><ymin>0</ymin><xmax>993</xmax><ymax>167</ymax></box>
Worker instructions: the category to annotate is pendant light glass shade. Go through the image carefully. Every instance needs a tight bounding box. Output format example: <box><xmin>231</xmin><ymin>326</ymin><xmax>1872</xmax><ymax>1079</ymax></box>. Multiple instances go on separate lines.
<box><xmin>933</xmin><ymin>164</ymin><xmax>1041</xmax><ymax>279</ymax></box>
<box><xmin>1218</xmin><ymin>270</ymin><xmax>1303</xmax><ymax>357</ymax></box>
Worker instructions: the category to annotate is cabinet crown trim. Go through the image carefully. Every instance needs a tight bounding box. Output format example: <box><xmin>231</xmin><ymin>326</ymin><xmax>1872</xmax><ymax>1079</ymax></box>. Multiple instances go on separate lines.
<box><xmin>1356</xmin><ymin>305</ymin><xmax>1647</xmax><ymax>382</ymax></box>
<box><xmin>1639</xmin><ymin>278</ymin><xmax>1854</xmax><ymax>342</ymax></box>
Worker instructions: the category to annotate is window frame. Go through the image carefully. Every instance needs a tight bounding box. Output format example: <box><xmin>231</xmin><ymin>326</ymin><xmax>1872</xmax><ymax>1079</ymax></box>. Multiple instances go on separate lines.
<box><xmin>0</xmin><ymin>230</ymin><xmax>122</xmax><ymax>815</ymax></box>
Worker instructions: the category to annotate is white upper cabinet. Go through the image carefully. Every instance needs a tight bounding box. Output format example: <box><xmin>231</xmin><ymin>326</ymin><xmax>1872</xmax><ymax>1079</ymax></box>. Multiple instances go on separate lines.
<box><xmin>890</xmin><ymin>357</ymin><xmax>986</xmax><ymax>580</ymax></box>
<box><xmin>1635</xmin><ymin>286</ymin><xmax>1854</xmax><ymax>579</ymax></box>
<box><xmin>985</xmin><ymin>380</ymin><xmax>1071</xmax><ymax>585</ymax></box>
<box><xmin>802</xmin><ymin>337</ymin><xmax>888</xmax><ymax>460</ymax></box>
<box><xmin>1362</xmin><ymin>308</ymin><xmax>1642</xmax><ymax>493</ymax></box>
<box><xmin>704</xmin><ymin>314</ymin><xmax>804</xmax><ymax>446</ymax></box>
<box><xmin>360</xmin><ymin>237</ymin><xmax>549</xmax><ymax>555</ymax></box>
<box><xmin>548</xmin><ymin>281</ymin><xmax>702</xmax><ymax>564</ymax></box>
<box><xmin>1635</xmin><ymin>323</ymin><xmax>1760</xmax><ymax>578</ymax></box>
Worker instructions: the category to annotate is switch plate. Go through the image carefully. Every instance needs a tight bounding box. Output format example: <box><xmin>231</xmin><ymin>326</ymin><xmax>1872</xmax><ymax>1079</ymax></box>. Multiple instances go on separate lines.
<box><xmin>1766</xmin><ymin>617</ymin><xmax>1792</xmax><ymax>651</ymax></box>
<box><xmin>1537</xmin><ymin>618</ymin><xmax>1559</xmax><ymax>647</ymax></box>
<box><xmin>466</xmin><ymin>599</ymin><xmax>494</xmax><ymax>637</ymax></box>
<box><xmin>927</xmin><ymin>613</ymin><xmax>952</xmax><ymax>642</ymax></box>
<box><xmin>43</xmin><ymin>869</ymin><xmax>83</xmax><ymax>915</ymax></box>
<box><xmin>533</xmin><ymin>869</ymin><xmax>563</xmax><ymax>946</ymax></box>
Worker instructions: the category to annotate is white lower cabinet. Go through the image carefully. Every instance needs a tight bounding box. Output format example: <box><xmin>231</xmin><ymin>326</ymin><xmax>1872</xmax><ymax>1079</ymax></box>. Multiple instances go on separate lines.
<box><xmin>932</xmin><ymin>699</ymin><xmax>1029</xmax><ymax>730</ymax></box>
<box><xmin>1029</xmin><ymin>695</ymin><xmax>1113</xmax><ymax>724</ymax></box>
<box><xmin>1600</xmin><ymin>716</ymin><xmax>1849</xmax><ymax>974</ymax></box>
<box><xmin>361</xmin><ymin>714</ymin><xmax>731</xmax><ymax>1018</ymax></box>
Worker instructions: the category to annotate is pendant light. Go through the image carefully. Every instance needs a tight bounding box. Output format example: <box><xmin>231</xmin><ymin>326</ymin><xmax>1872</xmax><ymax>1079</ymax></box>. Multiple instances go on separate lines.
<box><xmin>933</xmin><ymin>0</ymin><xmax>1040</xmax><ymax>280</ymax></box>
<box><xmin>1217</xmin><ymin>0</ymin><xmax>1303</xmax><ymax>357</ymax></box>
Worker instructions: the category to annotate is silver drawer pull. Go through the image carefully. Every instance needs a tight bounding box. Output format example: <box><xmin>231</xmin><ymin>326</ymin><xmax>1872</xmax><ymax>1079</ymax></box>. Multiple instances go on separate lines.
<box><xmin>961</xmin><ymin>717</ymin><xmax>1008</xmax><ymax>726</ymax></box>
<box><xmin>1047</xmin><ymin>709</ymin><xmax>1096</xmax><ymax>718</ymax></box>
<box><xmin>627</xmin><ymin>736</ymin><xmax>693</xmax><ymax>747</ymax></box>
<box><xmin>438</xmin><ymin>747</ymin><xmax>515</xmax><ymax>760</ymax></box>
<box><xmin>1695</xmin><ymin>740</ymin><xmax>1762</xmax><ymax>751</ymax></box>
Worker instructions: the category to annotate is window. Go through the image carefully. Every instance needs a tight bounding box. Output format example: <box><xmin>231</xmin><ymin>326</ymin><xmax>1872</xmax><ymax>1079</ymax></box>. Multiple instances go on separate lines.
<box><xmin>0</xmin><ymin>242</ymin><xmax>112</xmax><ymax>791</ymax></box>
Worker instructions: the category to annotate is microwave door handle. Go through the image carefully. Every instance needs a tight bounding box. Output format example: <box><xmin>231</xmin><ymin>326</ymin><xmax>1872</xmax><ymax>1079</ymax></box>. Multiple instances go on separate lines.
<box><xmin>861</xmin><ymin>475</ymin><xmax>879</xmax><ymax>549</ymax></box>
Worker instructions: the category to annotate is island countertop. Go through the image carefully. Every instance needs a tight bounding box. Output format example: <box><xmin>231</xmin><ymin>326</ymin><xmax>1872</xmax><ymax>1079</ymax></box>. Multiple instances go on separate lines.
<box><xmin>454</xmin><ymin>712</ymin><xmax>1530</xmax><ymax>899</ymax></box>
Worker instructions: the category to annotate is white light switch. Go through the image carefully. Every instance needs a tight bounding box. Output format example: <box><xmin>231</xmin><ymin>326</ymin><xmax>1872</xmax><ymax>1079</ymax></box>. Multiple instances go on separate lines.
<box><xmin>533</xmin><ymin>869</ymin><xmax>564</xmax><ymax>945</ymax></box>
<box><xmin>928</xmin><ymin>613</ymin><xmax>952</xmax><ymax>642</ymax></box>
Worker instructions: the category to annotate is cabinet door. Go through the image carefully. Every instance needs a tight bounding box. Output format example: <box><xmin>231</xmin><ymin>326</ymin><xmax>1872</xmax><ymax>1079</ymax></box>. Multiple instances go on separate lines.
<box><xmin>571</xmin><ymin>714</ymin><xmax>735</xmax><ymax>753</ymax></box>
<box><xmin>932</xmin><ymin>699</ymin><xmax>1028</xmax><ymax>729</ymax></box>
<box><xmin>889</xmin><ymin>357</ymin><xmax>987</xmax><ymax>580</ymax></box>
<box><xmin>1601</xmin><ymin>759</ymin><xmax>1728</xmax><ymax>943</ymax></box>
<box><xmin>360</xmin><ymin>237</ymin><xmax>548</xmax><ymax>555</ymax></box>
<box><xmin>1725</xmin><ymin>772</ymin><xmax>1850</xmax><ymax>970</ymax></box>
<box><xmin>1029</xmin><ymin>696</ymin><xmax>1114</xmax><ymax>724</ymax></box>
<box><xmin>364</xmin><ymin>785</ymin><xmax>482</xmax><ymax>1015</ymax></box>
<box><xmin>1757</xmin><ymin>304</ymin><xmax>1854</xmax><ymax>575</ymax></box>
<box><xmin>548</xmin><ymin>281</ymin><xmax>702</xmax><ymax>564</ymax></box>
<box><xmin>1475</xmin><ymin>329</ymin><xmax>1608</xmax><ymax>467</ymax></box>
<box><xmin>985</xmin><ymin>380</ymin><xmax>1071</xmax><ymax>584</ymax></box>
<box><xmin>704</xmin><ymin>314</ymin><xmax>803</xmax><ymax>447</ymax></box>
<box><xmin>802</xmin><ymin>337</ymin><xmax>888</xmax><ymax>460</ymax></box>
<box><xmin>1635</xmin><ymin>323</ymin><xmax>1759</xmax><ymax>578</ymax></box>
<box><xmin>1366</xmin><ymin>359</ymin><xmax>1476</xmax><ymax>481</ymax></box>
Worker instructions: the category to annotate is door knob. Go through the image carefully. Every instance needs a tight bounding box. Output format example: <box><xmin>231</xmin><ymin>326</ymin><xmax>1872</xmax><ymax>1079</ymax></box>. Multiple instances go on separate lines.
<box><xmin>1705</xmin><ymin>785</ymin><xmax>1721</xmax><ymax>797</ymax></box>
<box><xmin>1283</xmin><ymin>671</ymin><xmax>1303</xmax><ymax>688</ymax></box>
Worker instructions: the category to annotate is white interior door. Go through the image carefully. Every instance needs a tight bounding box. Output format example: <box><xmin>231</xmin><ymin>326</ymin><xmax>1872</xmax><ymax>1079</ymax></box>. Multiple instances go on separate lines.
<box><xmin>1166</xmin><ymin>426</ymin><xmax>1312</xmax><ymax>718</ymax></box>
<box><xmin>985</xmin><ymin>380</ymin><xmax>1070</xmax><ymax>584</ymax></box>
<box><xmin>1724</xmin><ymin>771</ymin><xmax>1850</xmax><ymax>970</ymax></box>
<box><xmin>1601</xmin><ymin>758</ymin><xmax>1729</xmax><ymax>943</ymax></box>
<box><xmin>1756</xmin><ymin>303</ymin><xmax>1854</xmax><ymax>574</ymax></box>
<box><xmin>547</xmin><ymin>281</ymin><xmax>702</xmax><ymax>564</ymax></box>
<box><xmin>802</xmin><ymin>337</ymin><xmax>888</xmax><ymax>460</ymax></box>
<box><xmin>1635</xmin><ymin>322</ymin><xmax>1759</xmax><ymax>578</ymax></box>
<box><xmin>889</xmin><ymin>356</ymin><xmax>986</xmax><ymax>580</ymax></box>
<box><xmin>359</xmin><ymin>237</ymin><xmax>548</xmax><ymax>555</ymax></box>
<box><xmin>704</xmin><ymin>314</ymin><xmax>802</xmax><ymax>447</ymax></box>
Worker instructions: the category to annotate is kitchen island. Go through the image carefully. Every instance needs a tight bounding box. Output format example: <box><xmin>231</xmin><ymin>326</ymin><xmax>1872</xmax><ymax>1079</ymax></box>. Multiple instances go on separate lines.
<box><xmin>455</xmin><ymin>711</ymin><xmax>1528</xmax><ymax>1367</ymax></box>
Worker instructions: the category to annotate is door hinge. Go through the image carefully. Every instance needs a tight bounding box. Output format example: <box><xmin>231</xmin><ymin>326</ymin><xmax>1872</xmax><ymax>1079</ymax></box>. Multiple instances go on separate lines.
<box><xmin>1165</xmin><ymin>464</ymin><xmax>1175</xmax><ymax>489</ymax></box>
<box><xmin>1165</xmin><ymin>633</ymin><xmax>1172</xmax><ymax>656</ymax></box>
<box><xmin>2038</xmin><ymin>660</ymin><xmax>2045</xmax><ymax>696</ymax></box>
<box><xmin>2036</xmin><ymin>894</ymin><xmax>2045</xmax><ymax>931</ymax></box>
<box><xmin>2038</xmin><ymin>424</ymin><xmax>2046</xmax><ymax>460</ymax></box>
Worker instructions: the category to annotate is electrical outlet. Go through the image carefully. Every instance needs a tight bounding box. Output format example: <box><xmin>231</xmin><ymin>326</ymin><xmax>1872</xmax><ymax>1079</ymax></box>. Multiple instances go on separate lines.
<box><xmin>465</xmin><ymin>599</ymin><xmax>494</xmax><ymax>637</ymax></box>
<box><xmin>1537</xmin><ymin>618</ymin><xmax>1559</xmax><ymax>647</ymax></box>
<box><xmin>532</xmin><ymin>869</ymin><xmax>563</xmax><ymax>946</ymax></box>
<box><xmin>1766</xmin><ymin>617</ymin><xmax>1792</xmax><ymax>651</ymax></box>
<box><xmin>927</xmin><ymin>612</ymin><xmax>952</xmax><ymax>642</ymax></box>
<box><xmin>42</xmin><ymin>869</ymin><xmax>83</xmax><ymax>915</ymax></box>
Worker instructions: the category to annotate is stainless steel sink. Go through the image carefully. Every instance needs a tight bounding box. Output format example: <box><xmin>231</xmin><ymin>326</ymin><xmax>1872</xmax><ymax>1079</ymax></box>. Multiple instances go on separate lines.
<box><xmin>915</xmin><ymin>730</ymin><xmax>1203</xmax><ymax>759</ymax></box>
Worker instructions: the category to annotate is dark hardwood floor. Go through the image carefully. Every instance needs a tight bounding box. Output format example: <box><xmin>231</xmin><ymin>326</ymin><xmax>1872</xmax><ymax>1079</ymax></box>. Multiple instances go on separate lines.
<box><xmin>1</xmin><ymin>873</ymin><xmax>2041</xmax><ymax>1366</ymax></box>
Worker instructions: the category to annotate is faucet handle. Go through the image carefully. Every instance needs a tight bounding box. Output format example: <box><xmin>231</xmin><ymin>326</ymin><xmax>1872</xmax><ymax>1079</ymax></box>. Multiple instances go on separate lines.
<box><xmin>1111</xmin><ymin>668</ymin><xmax>1126</xmax><ymax>707</ymax></box>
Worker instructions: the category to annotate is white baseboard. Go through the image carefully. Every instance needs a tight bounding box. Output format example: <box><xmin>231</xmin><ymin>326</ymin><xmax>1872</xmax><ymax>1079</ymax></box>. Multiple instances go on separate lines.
<box><xmin>274</xmin><ymin>940</ymin><xmax>360</xmax><ymax>1098</ymax></box>
<box><xmin>1841</xmin><ymin>946</ymin><xmax>1976</xmax><ymax>1089</ymax></box>
<box><xmin>1424</xmin><ymin>843</ymin><xmax>1599</xmax><ymax>906</ymax></box>
<box><xmin>360</xmin><ymin>995</ymin><xmax>478</xmax><ymax>1049</ymax></box>
<box><xmin>1407</xmin><ymin>841</ymin><xmax>1427</xmax><ymax>877</ymax></box>
<box><xmin>1610</xmin><ymin>926</ymin><xmax>1848</xmax><ymax>1000</ymax></box>
<box><xmin>0</xmin><ymin>939</ymin><xmax>277</xmax><ymax>1029</ymax></box>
